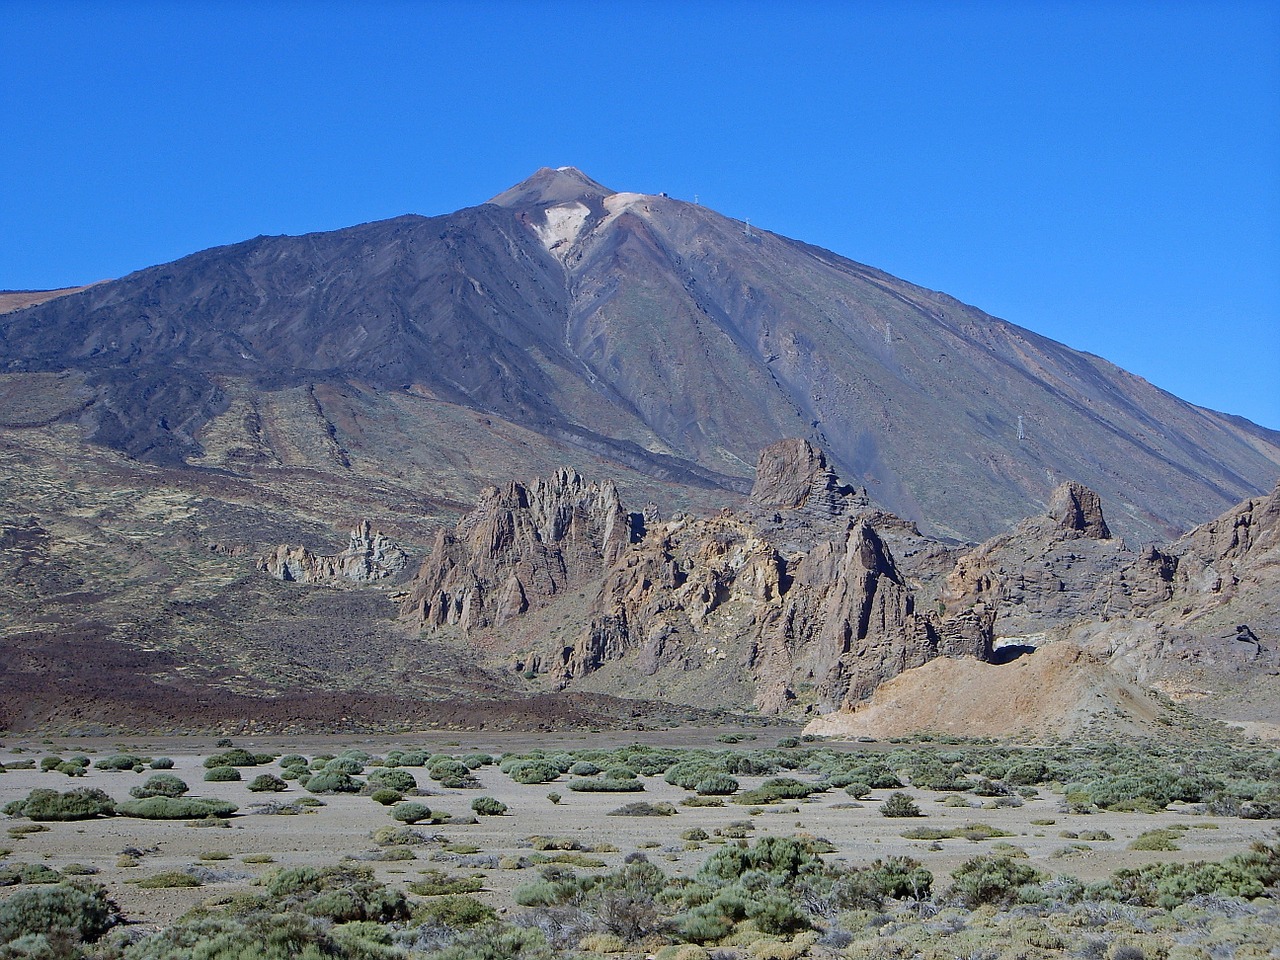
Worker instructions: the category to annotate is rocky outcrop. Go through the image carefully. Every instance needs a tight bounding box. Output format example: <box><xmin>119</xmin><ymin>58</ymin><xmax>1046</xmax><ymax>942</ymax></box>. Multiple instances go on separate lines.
<box><xmin>258</xmin><ymin>521</ymin><xmax>408</xmax><ymax>584</ymax></box>
<box><xmin>1170</xmin><ymin>482</ymin><xmax>1280</xmax><ymax>604</ymax></box>
<box><xmin>750</xmin><ymin>438</ymin><xmax>870</xmax><ymax>517</ymax></box>
<box><xmin>939</xmin><ymin>481</ymin><xmax>1175</xmax><ymax>639</ymax></box>
<box><xmin>402</xmin><ymin>468</ymin><xmax>638</xmax><ymax>632</ymax></box>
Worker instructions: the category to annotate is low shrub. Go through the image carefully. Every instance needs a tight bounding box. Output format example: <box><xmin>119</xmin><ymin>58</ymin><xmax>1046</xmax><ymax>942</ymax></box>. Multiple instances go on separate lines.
<box><xmin>5</xmin><ymin>787</ymin><xmax>115</xmax><ymax>821</ymax></box>
<box><xmin>130</xmin><ymin>774</ymin><xmax>189</xmax><ymax>799</ymax></box>
<box><xmin>407</xmin><ymin>869</ymin><xmax>485</xmax><ymax>896</ymax></box>
<box><xmin>368</xmin><ymin>768</ymin><xmax>417</xmax><ymax>793</ymax></box>
<box><xmin>409</xmin><ymin>893</ymin><xmax>497</xmax><ymax>929</ymax></box>
<box><xmin>247</xmin><ymin>773</ymin><xmax>289</xmax><ymax>793</ymax></box>
<box><xmin>694</xmin><ymin>773</ymin><xmax>739</xmax><ymax>796</ymax></box>
<box><xmin>880</xmin><ymin>791</ymin><xmax>924</xmax><ymax>818</ymax></box>
<box><xmin>135</xmin><ymin>870</ymin><xmax>202</xmax><ymax>889</ymax></box>
<box><xmin>391</xmin><ymin>801</ymin><xmax>432</xmax><ymax>824</ymax></box>
<box><xmin>471</xmin><ymin>796</ymin><xmax>508</xmax><ymax>816</ymax></box>
<box><xmin>568</xmin><ymin>777</ymin><xmax>644</xmax><ymax>792</ymax></box>
<box><xmin>149</xmin><ymin>757</ymin><xmax>175</xmax><ymax>770</ymax></box>
<box><xmin>608</xmin><ymin>802</ymin><xmax>678</xmax><ymax>817</ymax></box>
<box><xmin>204</xmin><ymin>749</ymin><xmax>265</xmax><ymax>768</ymax></box>
<box><xmin>95</xmin><ymin>754</ymin><xmax>145</xmax><ymax>772</ymax></box>
<box><xmin>0</xmin><ymin>880</ymin><xmax>121</xmax><ymax>943</ymax></box>
<box><xmin>371</xmin><ymin>788</ymin><xmax>403</xmax><ymax>805</ymax></box>
<box><xmin>305</xmin><ymin>771</ymin><xmax>362</xmax><ymax>794</ymax></box>
<box><xmin>204</xmin><ymin>766</ymin><xmax>241</xmax><ymax>782</ymax></box>
<box><xmin>115</xmin><ymin>797</ymin><xmax>238</xmax><ymax>819</ymax></box>
<box><xmin>947</xmin><ymin>854</ymin><xmax>1047</xmax><ymax>908</ymax></box>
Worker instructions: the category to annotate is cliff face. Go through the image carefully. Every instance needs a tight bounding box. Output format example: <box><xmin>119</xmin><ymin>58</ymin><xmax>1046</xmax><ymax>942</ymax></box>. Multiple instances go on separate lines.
<box><xmin>402</xmin><ymin>468</ymin><xmax>638</xmax><ymax>633</ymax></box>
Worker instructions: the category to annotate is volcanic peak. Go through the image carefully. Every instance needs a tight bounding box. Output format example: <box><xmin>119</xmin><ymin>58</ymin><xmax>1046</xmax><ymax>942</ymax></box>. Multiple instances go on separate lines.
<box><xmin>488</xmin><ymin>166</ymin><xmax>617</xmax><ymax>209</ymax></box>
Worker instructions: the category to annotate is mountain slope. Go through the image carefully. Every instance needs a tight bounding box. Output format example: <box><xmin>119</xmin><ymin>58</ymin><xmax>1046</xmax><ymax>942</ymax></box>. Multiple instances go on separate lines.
<box><xmin>2</xmin><ymin>166</ymin><xmax>1277</xmax><ymax>544</ymax></box>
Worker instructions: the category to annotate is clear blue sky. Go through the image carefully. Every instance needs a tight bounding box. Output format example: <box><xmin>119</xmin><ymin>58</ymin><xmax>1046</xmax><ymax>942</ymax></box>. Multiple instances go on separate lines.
<box><xmin>3</xmin><ymin>0</ymin><xmax>1278</xmax><ymax>429</ymax></box>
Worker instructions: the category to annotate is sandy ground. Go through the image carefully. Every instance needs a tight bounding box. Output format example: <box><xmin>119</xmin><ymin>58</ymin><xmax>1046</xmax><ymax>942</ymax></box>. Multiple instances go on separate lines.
<box><xmin>2</xmin><ymin>731</ymin><xmax>1274</xmax><ymax>932</ymax></box>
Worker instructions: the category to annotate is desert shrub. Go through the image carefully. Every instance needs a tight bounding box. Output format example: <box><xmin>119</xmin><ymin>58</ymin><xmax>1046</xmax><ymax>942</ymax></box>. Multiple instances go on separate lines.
<box><xmin>115</xmin><ymin>797</ymin><xmax>238</xmax><ymax>819</ymax></box>
<box><xmin>246</xmin><ymin>773</ymin><xmax>289</xmax><ymax>793</ymax></box>
<box><xmin>723</xmin><ymin>753</ymin><xmax>778</xmax><ymax>777</ymax></box>
<box><xmin>409</xmin><ymin>893</ymin><xmax>498</xmax><ymax>929</ymax></box>
<box><xmin>947</xmin><ymin>854</ymin><xmax>1047</xmax><ymax>908</ymax></box>
<box><xmin>608</xmin><ymin>802</ymin><xmax>677</xmax><ymax>817</ymax></box>
<box><xmin>130</xmin><ymin>774</ymin><xmax>189</xmax><ymax>799</ymax></box>
<box><xmin>136</xmin><ymin>870</ymin><xmax>202</xmax><ymax>889</ymax></box>
<box><xmin>96</xmin><ymin>754</ymin><xmax>145</xmax><ymax>771</ymax></box>
<box><xmin>149</xmin><ymin>757</ymin><xmax>175</xmax><ymax>770</ymax></box>
<box><xmin>408</xmin><ymin>869</ymin><xmax>485</xmax><ymax>896</ymax></box>
<box><xmin>368</xmin><ymin>768</ymin><xmax>417</xmax><ymax>793</ymax></box>
<box><xmin>57</xmin><ymin>761</ymin><xmax>88</xmax><ymax>777</ymax></box>
<box><xmin>412</xmin><ymin>923</ymin><xmax>554</xmax><ymax>959</ymax></box>
<box><xmin>429</xmin><ymin>759</ymin><xmax>470</xmax><ymax>781</ymax></box>
<box><xmin>39</xmin><ymin>756</ymin><xmax>63</xmax><ymax>772</ymax></box>
<box><xmin>694</xmin><ymin>773</ymin><xmax>739</xmax><ymax>796</ymax></box>
<box><xmin>204</xmin><ymin>749</ymin><xmax>262</xmax><ymax>769</ymax></box>
<box><xmin>879</xmin><ymin>791</ymin><xmax>923</xmax><ymax>818</ymax></box>
<box><xmin>604</xmin><ymin>765</ymin><xmax>638</xmax><ymax>780</ymax></box>
<box><xmin>371</xmin><ymin>788</ymin><xmax>403</xmax><ymax>805</ymax></box>
<box><xmin>265</xmin><ymin>863</ymin><xmax>409</xmax><ymax>923</ymax></box>
<box><xmin>1129</xmin><ymin>828</ymin><xmax>1181</xmax><ymax>851</ymax></box>
<box><xmin>569</xmin><ymin>760</ymin><xmax>602</xmax><ymax>777</ymax></box>
<box><xmin>0</xmin><ymin>880</ymin><xmax>121</xmax><ymax>944</ymax></box>
<box><xmin>305</xmin><ymin>771</ymin><xmax>361</xmax><ymax>794</ymax></box>
<box><xmin>844</xmin><ymin>781</ymin><xmax>872</xmax><ymax>799</ymax></box>
<box><xmin>204</xmin><ymin>766</ymin><xmax>241</xmax><ymax>782</ymax></box>
<box><xmin>391</xmin><ymin>801</ymin><xmax>432</xmax><ymax>824</ymax></box>
<box><xmin>323</xmin><ymin>756</ymin><xmax>364</xmax><ymax>775</ymax></box>
<box><xmin>505</xmin><ymin>759</ymin><xmax>561</xmax><ymax>784</ymax></box>
<box><xmin>7</xmin><ymin>787</ymin><xmax>115</xmax><ymax>821</ymax></box>
<box><xmin>734</xmin><ymin>777</ymin><xmax>822</xmax><ymax>805</ymax></box>
<box><xmin>568</xmin><ymin>777</ymin><xmax>644</xmax><ymax>792</ymax></box>
<box><xmin>665</xmin><ymin>760</ymin><xmax>719</xmax><ymax>790</ymax></box>
<box><xmin>1107</xmin><ymin>839</ymin><xmax>1280</xmax><ymax>907</ymax></box>
<box><xmin>279</xmin><ymin>754</ymin><xmax>308</xmax><ymax>769</ymax></box>
<box><xmin>471</xmin><ymin>796</ymin><xmax>508</xmax><ymax>816</ymax></box>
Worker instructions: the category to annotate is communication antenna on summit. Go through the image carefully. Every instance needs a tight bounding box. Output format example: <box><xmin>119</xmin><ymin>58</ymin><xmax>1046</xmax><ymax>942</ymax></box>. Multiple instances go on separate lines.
<box><xmin>694</xmin><ymin>194</ymin><xmax>699</xmax><ymax>205</ymax></box>
<box><xmin>744</xmin><ymin>218</ymin><xmax>752</xmax><ymax>238</ymax></box>
<box><xmin>884</xmin><ymin>323</ymin><xmax>893</xmax><ymax>345</ymax></box>
<box><xmin>1017</xmin><ymin>416</ymin><xmax>1026</xmax><ymax>441</ymax></box>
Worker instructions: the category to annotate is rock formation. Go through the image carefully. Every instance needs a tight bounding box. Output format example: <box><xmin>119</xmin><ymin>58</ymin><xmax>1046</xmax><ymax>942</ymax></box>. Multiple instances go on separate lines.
<box><xmin>259</xmin><ymin>521</ymin><xmax>407</xmax><ymax>584</ymax></box>
<box><xmin>402</xmin><ymin>469</ymin><xmax>639</xmax><ymax>632</ymax></box>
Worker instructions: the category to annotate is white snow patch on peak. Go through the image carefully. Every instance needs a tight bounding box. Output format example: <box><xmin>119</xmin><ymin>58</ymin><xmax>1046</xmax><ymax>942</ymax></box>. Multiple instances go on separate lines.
<box><xmin>533</xmin><ymin>201</ymin><xmax>590</xmax><ymax>254</ymax></box>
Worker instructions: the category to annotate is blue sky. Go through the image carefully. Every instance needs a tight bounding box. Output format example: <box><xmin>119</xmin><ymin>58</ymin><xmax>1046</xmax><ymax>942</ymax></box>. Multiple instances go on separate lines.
<box><xmin>3</xmin><ymin>1</ymin><xmax>1278</xmax><ymax>429</ymax></box>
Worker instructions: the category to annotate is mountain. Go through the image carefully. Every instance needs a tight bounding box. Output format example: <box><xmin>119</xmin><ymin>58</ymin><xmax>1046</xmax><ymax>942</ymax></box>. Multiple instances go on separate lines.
<box><xmin>2</xmin><ymin>166</ymin><xmax>1277</xmax><ymax>544</ymax></box>
<box><xmin>2</xmin><ymin>167</ymin><xmax>1279</xmax><ymax>733</ymax></box>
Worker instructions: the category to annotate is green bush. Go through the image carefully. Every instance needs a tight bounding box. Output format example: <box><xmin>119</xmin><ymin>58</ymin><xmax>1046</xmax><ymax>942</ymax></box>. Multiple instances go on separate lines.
<box><xmin>149</xmin><ymin>756</ymin><xmax>175</xmax><ymax>770</ymax></box>
<box><xmin>407</xmin><ymin>869</ymin><xmax>485</xmax><ymax>896</ymax></box>
<box><xmin>569</xmin><ymin>760</ymin><xmax>602</xmax><ymax>776</ymax></box>
<box><xmin>368</xmin><ymin>768</ymin><xmax>417</xmax><ymax>793</ymax></box>
<box><xmin>96</xmin><ymin>754</ymin><xmax>145</xmax><ymax>771</ymax></box>
<box><xmin>324</xmin><ymin>756</ymin><xmax>365</xmax><ymax>775</ymax></box>
<box><xmin>1108</xmin><ymin>839</ymin><xmax>1280</xmax><ymax>907</ymax></box>
<box><xmin>266</xmin><ymin>863</ymin><xmax>409</xmax><ymax>923</ymax></box>
<box><xmin>429</xmin><ymin>759</ymin><xmax>471</xmax><ymax>782</ymax></box>
<box><xmin>6</xmin><ymin>787</ymin><xmax>115</xmax><ymax>821</ymax></box>
<box><xmin>947</xmin><ymin>854</ymin><xmax>1047</xmax><ymax>908</ymax></box>
<box><xmin>608</xmin><ymin>801</ymin><xmax>677</xmax><ymax>816</ymax></box>
<box><xmin>305</xmin><ymin>771</ymin><xmax>362</xmax><ymax>794</ymax></box>
<box><xmin>410</xmin><ymin>893</ymin><xmax>497</xmax><ymax>928</ymax></box>
<box><xmin>568</xmin><ymin>777</ymin><xmax>644</xmax><ymax>792</ymax></box>
<box><xmin>246</xmin><ymin>773</ymin><xmax>289</xmax><ymax>793</ymax></box>
<box><xmin>370</xmin><ymin>788</ymin><xmax>403</xmax><ymax>805</ymax></box>
<box><xmin>115</xmin><ymin>796</ymin><xmax>238</xmax><ymax>819</ymax></box>
<box><xmin>506</xmin><ymin>760</ymin><xmax>561</xmax><ymax>784</ymax></box>
<box><xmin>204</xmin><ymin>749</ymin><xmax>264</xmax><ymax>769</ymax></box>
<box><xmin>390</xmin><ymin>801</ymin><xmax>431</xmax><ymax>824</ymax></box>
<box><xmin>130</xmin><ymin>774</ymin><xmax>189</xmax><ymax>799</ymax></box>
<box><xmin>204</xmin><ymin>766</ymin><xmax>241</xmax><ymax>782</ymax></box>
<box><xmin>40</xmin><ymin>756</ymin><xmax>63</xmax><ymax>772</ymax></box>
<box><xmin>471</xmin><ymin>796</ymin><xmax>508</xmax><ymax>816</ymax></box>
<box><xmin>734</xmin><ymin>777</ymin><xmax>822</xmax><ymax>805</ymax></box>
<box><xmin>136</xmin><ymin>870</ymin><xmax>202</xmax><ymax>889</ymax></box>
<box><xmin>880</xmin><ymin>791</ymin><xmax>924</xmax><ymax>817</ymax></box>
<box><xmin>279</xmin><ymin>754</ymin><xmax>308</xmax><ymax>769</ymax></box>
<box><xmin>694</xmin><ymin>773</ymin><xmax>740</xmax><ymax>796</ymax></box>
<box><xmin>0</xmin><ymin>880</ymin><xmax>120</xmax><ymax>943</ymax></box>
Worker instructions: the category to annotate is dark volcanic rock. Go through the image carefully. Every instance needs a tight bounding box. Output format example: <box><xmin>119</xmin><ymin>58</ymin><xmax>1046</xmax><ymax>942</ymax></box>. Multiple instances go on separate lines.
<box><xmin>1048</xmin><ymin>480</ymin><xmax>1112</xmax><ymax>539</ymax></box>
